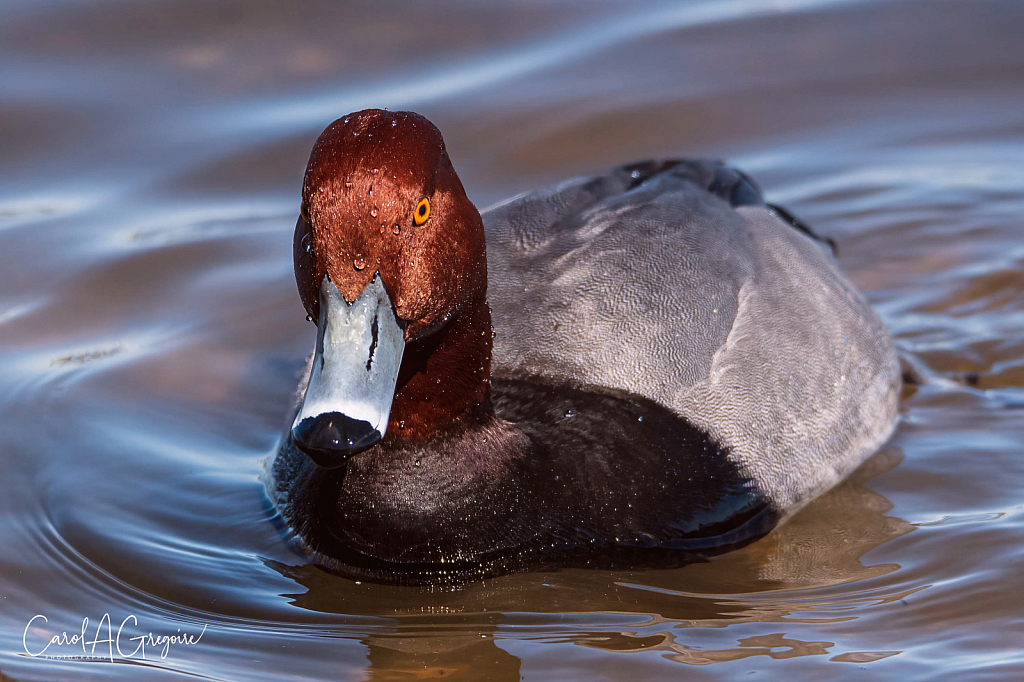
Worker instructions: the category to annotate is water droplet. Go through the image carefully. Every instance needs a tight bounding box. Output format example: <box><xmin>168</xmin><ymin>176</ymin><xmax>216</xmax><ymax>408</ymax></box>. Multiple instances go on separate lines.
<box><xmin>345</xmin><ymin>181</ymin><xmax>352</xmax><ymax>188</ymax></box>
<box><xmin>379</xmin><ymin>224</ymin><xmax>386</xmax><ymax>234</ymax></box>
<box><xmin>343</xmin><ymin>117</ymin><xmax>349</xmax><ymax>123</ymax></box>
<box><xmin>305</xmin><ymin>241</ymin><xmax>313</xmax><ymax>254</ymax></box>
<box><xmin>353</xmin><ymin>255</ymin><xmax>366</xmax><ymax>270</ymax></box>
<box><xmin>398</xmin><ymin>420</ymin><xmax>405</xmax><ymax>429</ymax></box>
<box><xmin>371</xmin><ymin>168</ymin><xmax>378</xmax><ymax>175</ymax></box>
<box><xmin>414</xmin><ymin>459</ymin><xmax>421</xmax><ymax>467</ymax></box>
<box><xmin>391</xmin><ymin>120</ymin><xmax>398</xmax><ymax>127</ymax></box>
<box><xmin>392</xmin><ymin>224</ymin><xmax>401</xmax><ymax>235</ymax></box>
<box><xmin>305</xmin><ymin>314</ymin><xmax>314</xmax><ymax>322</ymax></box>
<box><xmin>370</xmin><ymin>208</ymin><xmax>378</xmax><ymax>218</ymax></box>
<box><xmin>564</xmin><ymin>408</ymin><xmax>575</xmax><ymax>418</ymax></box>
<box><xmin>368</xmin><ymin>187</ymin><xmax>373</xmax><ymax>196</ymax></box>
<box><xmin>346</xmin><ymin>438</ymin><xmax>354</xmax><ymax>447</ymax></box>
<box><xmin>396</xmin><ymin>298</ymin><xmax>404</xmax><ymax>307</ymax></box>
<box><xmin>637</xmin><ymin>415</ymin><xmax>644</xmax><ymax>422</ymax></box>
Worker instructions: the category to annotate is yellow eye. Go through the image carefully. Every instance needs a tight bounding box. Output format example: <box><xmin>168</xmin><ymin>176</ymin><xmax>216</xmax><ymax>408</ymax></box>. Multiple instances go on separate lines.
<box><xmin>300</xmin><ymin>203</ymin><xmax>311</xmax><ymax>224</ymax></box>
<box><xmin>414</xmin><ymin>197</ymin><xmax>430</xmax><ymax>225</ymax></box>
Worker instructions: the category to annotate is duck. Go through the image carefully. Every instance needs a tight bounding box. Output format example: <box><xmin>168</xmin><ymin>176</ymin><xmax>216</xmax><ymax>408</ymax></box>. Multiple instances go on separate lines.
<box><xmin>270</xmin><ymin>108</ymin><xmax>900</xmax><ymax>585</ymax></box>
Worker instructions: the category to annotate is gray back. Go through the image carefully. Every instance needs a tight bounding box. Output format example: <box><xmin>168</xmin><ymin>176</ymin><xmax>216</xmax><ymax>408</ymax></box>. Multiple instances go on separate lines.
<box><xmin>482</xmin><ymin>165</ymin><xmax>900</xmax><ymax>510</ymax></box>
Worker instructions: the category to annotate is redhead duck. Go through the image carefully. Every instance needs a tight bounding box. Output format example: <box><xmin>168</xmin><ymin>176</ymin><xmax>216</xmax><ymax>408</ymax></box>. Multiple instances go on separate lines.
<box><xmin>270</xmin><ymin>109</ymin><xmax>900</xmax><ymax>585</ymax></box>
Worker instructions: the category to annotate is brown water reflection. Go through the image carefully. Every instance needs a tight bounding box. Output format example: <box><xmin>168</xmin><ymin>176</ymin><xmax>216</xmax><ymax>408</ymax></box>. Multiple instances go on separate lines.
<box><xmin>2</xmin><ymin>0</ymin><xmax>1023</xmax><ymax>680</ymax></box>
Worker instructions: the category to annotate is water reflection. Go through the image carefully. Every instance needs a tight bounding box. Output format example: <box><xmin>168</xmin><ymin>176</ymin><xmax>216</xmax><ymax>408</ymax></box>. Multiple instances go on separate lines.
<box><xmin>362</xmin><ymin>630</ymin><xmax>521</xmax><ymax>682</ymax></box>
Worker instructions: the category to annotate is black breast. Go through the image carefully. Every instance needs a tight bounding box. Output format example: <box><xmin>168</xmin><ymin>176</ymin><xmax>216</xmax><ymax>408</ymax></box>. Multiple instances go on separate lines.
<box><xmin>271</xmin><ymin>377</ymin><xmax>778</xmax><ymax>584</ymax></box>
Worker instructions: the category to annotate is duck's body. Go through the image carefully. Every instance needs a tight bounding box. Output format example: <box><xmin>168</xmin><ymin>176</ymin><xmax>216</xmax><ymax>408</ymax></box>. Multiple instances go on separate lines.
<box><xmin>271</xmin><ymin>110</ymin><xmax>900</xmax><ymax>585</ymax></box>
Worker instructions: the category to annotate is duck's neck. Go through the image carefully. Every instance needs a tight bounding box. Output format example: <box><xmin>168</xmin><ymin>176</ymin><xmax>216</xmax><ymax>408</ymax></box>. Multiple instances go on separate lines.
<box><xmin>388</xmin><ymin>290</ymin><xmax>493</xmax><ymax>440</ymax></box>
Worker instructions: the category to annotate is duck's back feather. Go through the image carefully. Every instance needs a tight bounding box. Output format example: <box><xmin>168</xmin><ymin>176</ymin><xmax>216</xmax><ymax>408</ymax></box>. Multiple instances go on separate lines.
<box><xmin>483</xmin><ymin>160</ymin><xmax>900</xmax><ymax>512</ymax></box>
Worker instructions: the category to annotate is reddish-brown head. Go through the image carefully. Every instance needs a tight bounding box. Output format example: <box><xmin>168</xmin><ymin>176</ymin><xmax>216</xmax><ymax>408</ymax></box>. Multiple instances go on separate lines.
<box><xmin>294</xmin><ymin>109</ymin><xmax>487</xmax><ymax>341</ymax></box>
<box><xmin>290</xmin><ymin>110</ymin><xmax>493</xmax><ymax>464</ymax></box>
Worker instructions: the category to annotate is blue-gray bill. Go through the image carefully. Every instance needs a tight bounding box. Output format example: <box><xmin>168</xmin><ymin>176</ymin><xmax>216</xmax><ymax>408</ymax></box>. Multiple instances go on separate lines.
<box><xmin>291</xmin><ymin>273</ymin><xmax>405</xmax><ymax>468</ymax></box>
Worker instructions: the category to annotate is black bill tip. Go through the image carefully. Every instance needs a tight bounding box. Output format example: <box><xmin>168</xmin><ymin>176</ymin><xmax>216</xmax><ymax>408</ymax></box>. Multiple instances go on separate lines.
<box><xmin>291</xmin><ymin>412</ymin><xmax>381</xmax><ymax>468</ymax></box>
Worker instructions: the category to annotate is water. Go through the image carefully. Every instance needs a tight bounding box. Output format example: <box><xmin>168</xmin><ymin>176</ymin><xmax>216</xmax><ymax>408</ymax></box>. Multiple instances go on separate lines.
<box><xmin>1</xmin><ymin>0</ymin><xmax>1023</xmax><ymax>679</ymax></box>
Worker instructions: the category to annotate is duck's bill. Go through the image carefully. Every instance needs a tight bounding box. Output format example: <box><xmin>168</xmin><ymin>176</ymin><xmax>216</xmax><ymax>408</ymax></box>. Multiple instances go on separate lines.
<box><xmin>291</xmin><ymin>273</ymin><xmax>405</xmax><ymax>468</ymax></box>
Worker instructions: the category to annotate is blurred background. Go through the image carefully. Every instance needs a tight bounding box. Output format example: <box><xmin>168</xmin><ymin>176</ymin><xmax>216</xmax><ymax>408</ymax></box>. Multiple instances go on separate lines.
<box><xmin>1</xmin><ymin>0</ymin><xmax>1023</xmax><ymax>680</ymax></box>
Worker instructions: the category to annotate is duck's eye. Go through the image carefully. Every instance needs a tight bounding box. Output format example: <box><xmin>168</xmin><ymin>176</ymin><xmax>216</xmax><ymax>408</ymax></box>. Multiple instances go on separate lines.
<box><xmin>300</xmin><ymin>203</ymin><xmax>311</xmax><ymax>224</ymax></box>
<box><xmin>414</xmin><ymin>198</ymin><xmax>430</xmax><ymax>226</ymax></box>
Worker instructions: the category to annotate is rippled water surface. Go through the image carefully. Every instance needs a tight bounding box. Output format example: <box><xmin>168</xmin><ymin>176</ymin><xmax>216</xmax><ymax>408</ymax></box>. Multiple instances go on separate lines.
<box><xmin>2</xmin><ymin>0</ymin><xmax>1023</xmax><ymax>679</ymax></box>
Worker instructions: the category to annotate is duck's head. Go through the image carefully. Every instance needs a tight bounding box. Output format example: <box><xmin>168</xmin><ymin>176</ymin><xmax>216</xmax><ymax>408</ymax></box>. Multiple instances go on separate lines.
<box><xmin>291</xmin><ymin>109</ymin><xmax>490</xmax><ymax>467</ymax></box>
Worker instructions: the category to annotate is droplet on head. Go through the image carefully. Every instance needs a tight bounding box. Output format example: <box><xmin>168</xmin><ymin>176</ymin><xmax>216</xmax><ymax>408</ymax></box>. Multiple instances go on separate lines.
<box><xmin>396</xmin><ymin>297</ymin><xmax>404</xmax><ymax>307</ymax></box>
<box><xmin>564</xmin><ymin>408</ymin><xmax>575</xmax><ymax>418</ymax></box>
<box><xmin>398</xmin><ymin>420</ymin><xmax>405</xmax><ymax>429</ymax></box>
<box><xmin>370</xmin><ymin>208</ymin><xmax>378</xmax><ymax>218</ymax></box>
<box><xmin>368</xmin><ymin>188</ymin><xmax>373</xmax><ymax>196</ymax></box>
<box><xmin>392</xmin><ymin>224</ymin><xmax>401</xmax><ymax>235</ymax></box>
<box><xmin>371</xmin><ymin>168</ymin><xmax>378</xmax><ymax>175</ymax></box>
<box><xmin>345</xmin><ymin>181</ymin><xmax>352</xmax><ymax>188</ymax></box>
<box><xmin>353</xmin><ymin>255</ymin><xmax>367</xmax><ymax>270</ymax></box>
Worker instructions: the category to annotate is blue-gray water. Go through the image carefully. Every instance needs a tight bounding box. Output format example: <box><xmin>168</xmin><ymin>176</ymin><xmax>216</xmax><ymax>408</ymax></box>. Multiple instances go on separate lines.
<box><xmin>1</xmin><ymin>0</ymin><xmax>1023</xmax><ymax>679</ymax></box>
